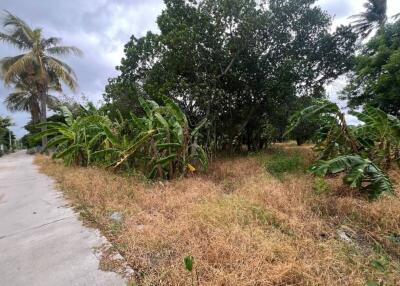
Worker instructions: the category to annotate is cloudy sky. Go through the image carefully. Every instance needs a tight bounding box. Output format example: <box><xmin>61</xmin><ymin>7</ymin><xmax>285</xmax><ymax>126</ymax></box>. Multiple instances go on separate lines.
<box><xmin>1</xmin><ymin>0</ymin><xmax>400</xmax><ymax>137</ymax></box>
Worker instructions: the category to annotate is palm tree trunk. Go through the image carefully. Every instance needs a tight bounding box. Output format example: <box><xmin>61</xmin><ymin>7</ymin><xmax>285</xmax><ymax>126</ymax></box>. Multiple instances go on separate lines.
<box><xmin>40</xmin><ymin>91</ymin><xmax>47</xmax><ymax>150</ymax></box>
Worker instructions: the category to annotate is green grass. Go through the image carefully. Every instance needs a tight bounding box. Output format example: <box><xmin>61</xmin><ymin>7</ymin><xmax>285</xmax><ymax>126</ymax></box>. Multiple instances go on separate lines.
<box><xmin>264</xmin><ymin>150</ymin><xmax>306</xmax><ymax>179</ymax></box>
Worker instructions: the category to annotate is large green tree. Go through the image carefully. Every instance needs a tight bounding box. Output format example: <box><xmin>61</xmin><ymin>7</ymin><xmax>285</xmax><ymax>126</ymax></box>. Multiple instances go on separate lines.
<box><xmin>0</xmin><ymin>11</ymin><xmax>82</xmax><ymax>147</ymax></box>
<box><xmin>105</xmin><ymin>0</ymin><xmax>357</xmax><ymax>151</ymax></box>
<box><xmin>341</xmin><ymin>20</ymin><xmax>400</xmax><ymax>116</ymax></box>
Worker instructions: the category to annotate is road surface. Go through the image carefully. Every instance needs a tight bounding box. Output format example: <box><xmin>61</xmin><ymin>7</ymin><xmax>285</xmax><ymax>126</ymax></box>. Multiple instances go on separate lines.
<box><xmin>0</xmin><ymin>151</ymin><xmax>126</xmax><ymax>286</ymax></box>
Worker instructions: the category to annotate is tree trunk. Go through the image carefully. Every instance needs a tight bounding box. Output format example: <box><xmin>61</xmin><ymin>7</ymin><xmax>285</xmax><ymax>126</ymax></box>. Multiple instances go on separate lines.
<box><xmin>40</xmin><ymin>91</ymin><xmax>47</xmax><ymax>151</ymax></box>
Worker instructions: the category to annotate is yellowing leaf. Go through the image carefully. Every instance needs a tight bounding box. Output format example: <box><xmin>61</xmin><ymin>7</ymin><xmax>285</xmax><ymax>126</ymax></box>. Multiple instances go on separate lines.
<box><xmin>187</xmin><ymin>163</ymin><xmax>196</xmax><ymax>172</ymax></box>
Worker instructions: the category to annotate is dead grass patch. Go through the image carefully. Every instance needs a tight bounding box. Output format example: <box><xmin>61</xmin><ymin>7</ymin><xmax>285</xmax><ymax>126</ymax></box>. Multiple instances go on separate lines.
<box><xmin>35</xmin><ymin>148</ymin><xmax>400</xmax><ymax>285</ymax></box>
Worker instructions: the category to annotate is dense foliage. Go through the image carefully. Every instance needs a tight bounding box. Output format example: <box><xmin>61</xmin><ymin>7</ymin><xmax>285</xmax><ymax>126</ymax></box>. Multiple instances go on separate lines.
<box><xmin>34</xmin><ymin>97</ymin><xmax>208</xmax><ymax>179</ymax></box>
<box><xmin>342</xmin><ymin>19</ymin><xmax>400</xmax><ymax>116</ymax></box>
<box><xmin>104</xmin><ymin>0</ymin><xmax>357</xmax><ymax>151</ymax></box>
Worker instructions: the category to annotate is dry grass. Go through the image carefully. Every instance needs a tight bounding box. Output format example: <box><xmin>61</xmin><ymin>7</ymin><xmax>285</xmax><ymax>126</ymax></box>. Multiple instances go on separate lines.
<box><xmin>35</xmin><ymin>146</ymin><xmax>400</xmax><ymax>286</ymax></box>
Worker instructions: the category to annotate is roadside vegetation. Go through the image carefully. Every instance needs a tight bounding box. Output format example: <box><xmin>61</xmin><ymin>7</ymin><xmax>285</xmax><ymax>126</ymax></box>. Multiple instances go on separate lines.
<box><xmin>1</xmin><ymin>0</ymin><xmax>400</xmax><ymax>285</ymax></box>
<box><xmin>0</xmin><ymin>116</ymin><xmax>16</xmax><ymax>156</ymax></box>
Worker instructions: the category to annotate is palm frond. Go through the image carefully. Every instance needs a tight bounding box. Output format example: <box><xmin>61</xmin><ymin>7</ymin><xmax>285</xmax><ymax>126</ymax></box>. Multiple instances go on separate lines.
<box><xmin>46</xmin><ymin>46</ymin><xmax>83</xmax><ymax>57</ymax></box>
<box><xmin>41</xmin><ymin>37</ymin><xmax>61</xmax><ymax>48</ymax></box>
<box><xmin>0</xmin><ymin>31</ymin><xmax>29</xmax><ymax>49</ymax></box>
<box><xmin>3</xmin><ymin>91</ymin><xmax>56</xmax><ymax>123</ymax></box>
<box><xmin>2</xmin><ymin>52</ymin><xmax>36</xmax><ymax>84</ymax></box>
<box><xmin>46</xmin><ymin>56</ymin><xmax>76</xmax><ymax>76</ymax></box>
<box><xmin>0</xmin><ymin>55</ymin><xmax>24</xmax><ymax>74</ymax></box>
<box><xmin>2</xmin><ymin>10</ymin><xmax>34</xmax><ymax>47</ymax></box>
<box><xmin>4</xmin><ymin>91</ymin><xmax>32</xmax><ymax>111</ymax></box>
<box><xmin>350</xmin><ymin>0</ymin><xmax>387</xmax><ymax>38</ymax></box>
<box><xmin>46</xmin><ymin>57</ymin><xmax>78</xmax><ymax>91</ymax></box>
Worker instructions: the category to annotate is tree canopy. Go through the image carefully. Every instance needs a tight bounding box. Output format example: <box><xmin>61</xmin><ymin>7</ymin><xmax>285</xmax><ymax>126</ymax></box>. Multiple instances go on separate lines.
<box><xmin>342</xmin><ymin>19</ymin><xmax>400</xmax><ymax>116</ymax></box>
<box><xmin>105</xmin><ymin>0</ymin><xmax>357</xmax><ymax>151</ymax></box>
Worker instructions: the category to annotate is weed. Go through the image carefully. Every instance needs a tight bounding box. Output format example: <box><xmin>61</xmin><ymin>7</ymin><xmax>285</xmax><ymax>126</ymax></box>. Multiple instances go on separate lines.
<box><xmin>313</xmin><ymin>177</ymin><xmax>330</xmax><ymax>195</ymax></box>
<box><xmin>184</xmin><ymin>255</ymin><xmax>199</xmax><ymax>286</ymax></box>
<box><xmin>387</xmin><ymin>233</ymin><xmax>400</xmax><ymax>244</ymax></box>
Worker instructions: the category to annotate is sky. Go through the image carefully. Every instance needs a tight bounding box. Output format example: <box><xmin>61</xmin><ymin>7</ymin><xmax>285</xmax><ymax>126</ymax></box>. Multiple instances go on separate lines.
<box><xmin>0</xmin><ymin>0</ymin><xmax>400</xmax><ymax>137</ymax></box>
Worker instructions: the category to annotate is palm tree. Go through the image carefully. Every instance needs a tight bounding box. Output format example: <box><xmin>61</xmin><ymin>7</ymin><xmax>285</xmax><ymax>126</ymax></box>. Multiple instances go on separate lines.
<box><xmin>0</xmin><ymin>11</ymin><xmax>82</xmax><ymax>147</ymax></box>
<box><xmin>351</xmin><ymin>0</ymin><xmax>387</xmax><ymax>38</ymax></box>
<box><xmin>4</xmin><ymin>74</ymin><xmax>60</xmax><ymax>124</ymax></box>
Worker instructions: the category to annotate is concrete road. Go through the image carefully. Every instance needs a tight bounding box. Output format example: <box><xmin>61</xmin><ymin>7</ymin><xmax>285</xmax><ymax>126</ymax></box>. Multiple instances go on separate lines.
<box><xmin>0</xmin><ymin>151</ymin><xmax>126</xmax><ymax>286</ymax></box>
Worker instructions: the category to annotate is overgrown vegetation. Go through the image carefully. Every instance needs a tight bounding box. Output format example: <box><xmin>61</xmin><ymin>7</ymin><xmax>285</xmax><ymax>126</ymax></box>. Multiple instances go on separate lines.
<box><xmin>344</xmin><ymin>7</ymin><xmax>400</xmax><ymax>114</ymax></box>
<box><xmin>104</xmin><ymin>0</ymin><xmax>357</xmax><ymax>151</ymax></box>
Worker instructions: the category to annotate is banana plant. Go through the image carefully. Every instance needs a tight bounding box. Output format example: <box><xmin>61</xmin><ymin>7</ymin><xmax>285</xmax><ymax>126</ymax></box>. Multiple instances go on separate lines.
<box><xmin>285</xmin><ymin>100</ymin><xmax>397</xmax><ymax>198</ymax></box>
<box><xmin>310</xmin><ymin>155</ymin><xmax>394</xmax><ymax>198</ymax></box>
<box><xmin>134</xmin><ymin>96</ymin><xmax>208</xmax><ymax>179</ymax></box>
<box><xmin>32</xmin><ymin>106</ymin><xmax>110</xmax><ymax>166</ymax></box>
<box><xmin>351</xmin><ymin>105</ymin><xmax>400</xmax><ymax>169</ymax></box>
<box><xmin>285</xmin><ymin>100</ymin><xmax>360</xmax><ymax>159</ymax></box>
<box><xmin>34</xmin><ymin>97</ymin><xmax>209</xmax><ymax>180</ymax></box>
